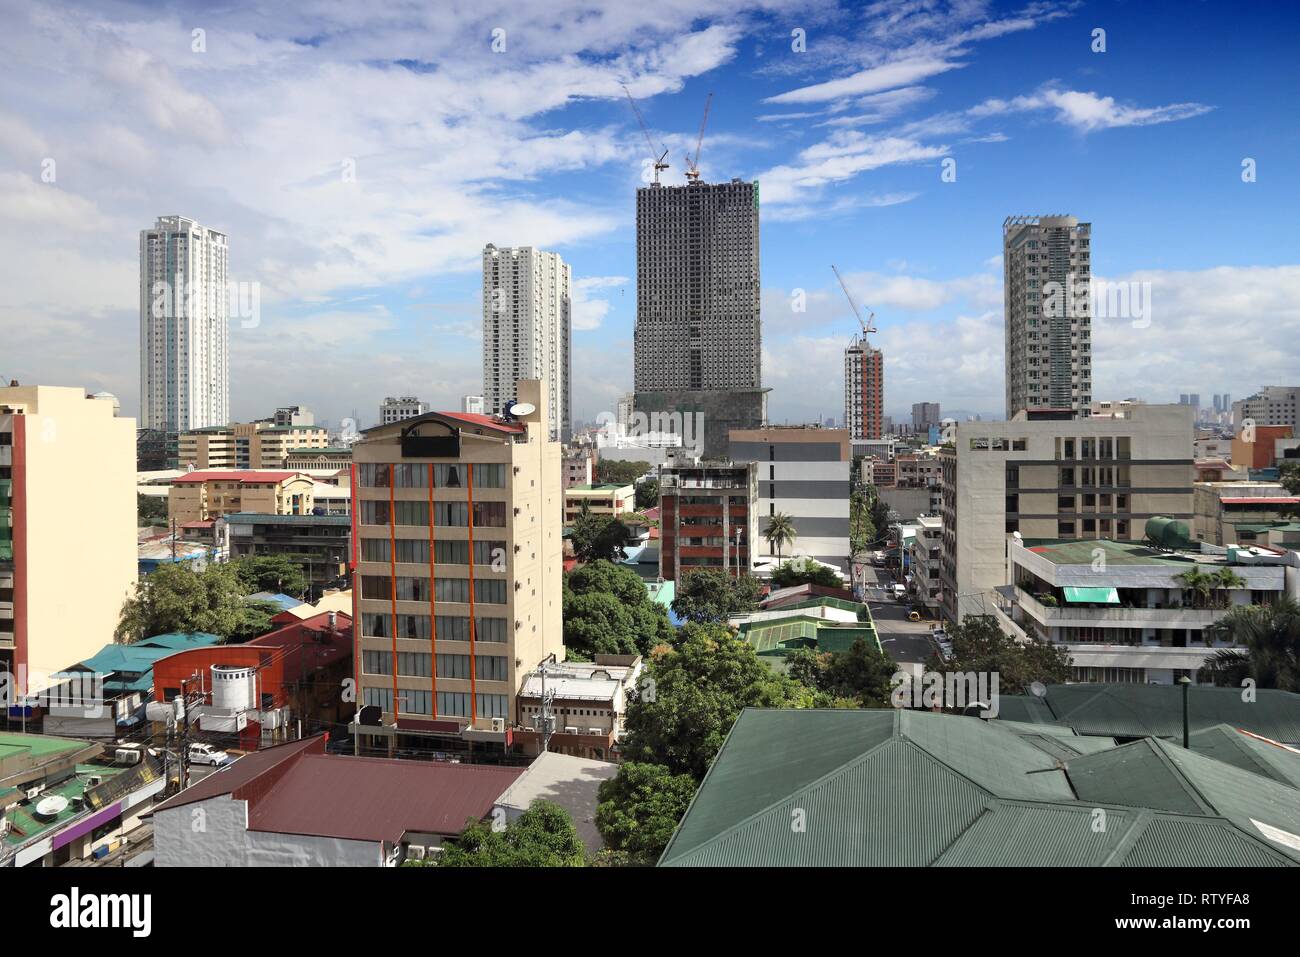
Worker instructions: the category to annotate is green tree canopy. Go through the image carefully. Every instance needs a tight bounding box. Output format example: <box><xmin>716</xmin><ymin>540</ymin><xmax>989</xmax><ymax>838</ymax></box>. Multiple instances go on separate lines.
<box><xmin>594</xmin><ymin>459</ymin><xmax>651</xmax><ymax>485</ymax></box>
<box><xmin>137</xmin><ymin>493</ymin><xmax>169</xmax><ymax>527</ymax></box>
<box><xmin>670</xmin><ymin>569</ymin><xmax>762</xmax><ymax>624</ymax></box>
<box><xmin>620</xmin><ymin>622</ymin><xmax>805</xmax><ymax>779</ymax></box>
<box><xmin>818</xmin><ymin>638</ymin><xmax>896</xmax><ymax>707</ymax></box>
<box><xmin>231</xmin><ymin>553</ymin><xmax>310</xmax><ymax>599</ymax></box>
<box><xmin>634</xmin><ymin>478</ymin><xmax>659</xmax><ymax>512</ymax></box>
<box><xmin>563</xmin><ymin>560</ymin><xmax>674</xmax><ymax>658</ymax></box>
<box><xmin>770</xmin><ymin>559</ymin><xmax>845</xmax><ymax>590</ymax></box>
<box><xmin>594</xmin><ymin>762</ymin><xmax>698</xmax><ymax>865</ymax></box>
<box><xmin>115</xmin><ymin>562</ymin><xmax>283</xmax><ymax>645</ymax></box>
<box><xmin>429</xmin><ymin>800</ymin><xmax>586</xmax><ymax>867</ymax></box>
<box><xmin>570</xmin><ymin>513</ymin><xmax>632</xmax><ymax>563</ymax></box>
<box><xmin>930</xmin><ymin>614</ymin><xmax>1073</xmax><ymax>693</ymax></box>
<box><xmin>1200</xmin><ymin>597</ymin><xmax>1300</xmax><ymax>691</ymax></box>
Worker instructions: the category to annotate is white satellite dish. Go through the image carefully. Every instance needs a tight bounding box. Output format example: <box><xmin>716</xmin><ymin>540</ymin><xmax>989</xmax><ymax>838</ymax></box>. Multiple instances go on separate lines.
<box><xmin>509</xmin><ymin>402</ymin><xmax>536</xmax><ymax>417</ymax></box>
<box><xmin>36</xmin><ymin>795</ymin><xmax>70</xmax><ymax>817</ymax></box>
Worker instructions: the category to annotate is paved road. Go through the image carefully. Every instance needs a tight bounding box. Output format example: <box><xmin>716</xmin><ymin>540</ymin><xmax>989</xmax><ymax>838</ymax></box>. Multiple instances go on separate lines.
<box><xmin>854</xmin><ymin>562</ymin><xmax>943</xmax><ymax>665</ymax></box>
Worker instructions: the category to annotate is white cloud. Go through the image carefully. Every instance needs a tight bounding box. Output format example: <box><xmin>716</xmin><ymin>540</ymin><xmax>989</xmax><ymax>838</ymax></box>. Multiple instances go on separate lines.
<box><xmin>970</xmin><ymin>87</ymin><xmax>1213</xmax><ymax>132</ymax></box>
<box><xmin>765</xmin><ymin>57</ymin><xmax>963</xmax><ymax>105</ymax></box>
<box><xmin>757</xmin><ymin>134</ymin><xmax>948</xmax><ymax>204</ymax></box>
<box><xmin>572</xmin><ymin>276</ymin><xmax>630</xmax><ymax>332</ymax></box>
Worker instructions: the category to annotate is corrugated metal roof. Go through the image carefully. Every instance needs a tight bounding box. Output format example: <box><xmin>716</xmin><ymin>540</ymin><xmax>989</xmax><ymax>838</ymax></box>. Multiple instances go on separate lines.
<box><xmin>935</xmin><ymin>801</ymin><xmax>1137</xmax><ymax>867</ymax></box>
<box><xmin>1188</xmin><ymin>724</ymin><xmax>1300</xmax><ymax>788</ymax></box>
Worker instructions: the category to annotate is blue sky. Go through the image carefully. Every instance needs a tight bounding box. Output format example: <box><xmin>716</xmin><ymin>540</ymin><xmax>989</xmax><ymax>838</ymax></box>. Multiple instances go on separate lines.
<box><xmin>1</xmin><ymin>0</ymin><xmax>1297</xmax><ymax>429</ymax></box>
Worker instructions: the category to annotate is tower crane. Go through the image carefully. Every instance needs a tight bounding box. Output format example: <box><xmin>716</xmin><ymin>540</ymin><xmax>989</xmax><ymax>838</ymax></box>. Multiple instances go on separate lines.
<box><xmin>622</xmin><ymin>84</ymin><xmax>669</xmax><ymax>185</ymax></box>
<box><xmin>684</xmin><ymin>92</ymin><xmax>713</xmax><ymax>181</ymax></box>
<box><xmin>832</xmin><ymin>264</ymin><xmax>877</xmax><ymax>338</ymax></box>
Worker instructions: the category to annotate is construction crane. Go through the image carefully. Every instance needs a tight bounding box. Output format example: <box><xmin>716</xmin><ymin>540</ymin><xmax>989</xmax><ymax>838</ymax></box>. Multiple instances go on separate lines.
<box><xmin>832</xmin><ymin>264</ymin><xmax>877</xmax><ymax>337</ymax></box>
<box><xmin>684</xmin><ymin>91</ymin><xmax>713</xmax><ymax>182</ymax></box>
<box><xmin>622</xmin><ymin>84</ymin><xmax>669</xmax><ymax>185</ymax></box>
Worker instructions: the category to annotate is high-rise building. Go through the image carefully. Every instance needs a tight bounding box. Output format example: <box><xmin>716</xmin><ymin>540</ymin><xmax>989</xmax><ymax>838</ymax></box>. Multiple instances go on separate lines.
<box><xmin>351</xmin><ymin>379</ymin><xmax>562</xmax><ymax>749</ymax></box>
<box><xmin>481</xmin><ymin>245</ymin><xmax>571</xmax><ymax>443</ymax></box>
<box><xmin>1003</xmin><ymin>215</ymin><xmax>1092</xmax><ymax>418</ymax></box>
<box><xmin>461</xmin><ymin>395</ymin><xmax>486</xmax><ymax>415</ymax></box>
<box><xmin>938</xmin><ymin>404</ymin><xmax>1194</xmax><ymax>621</ymax></box>
<box><xmin>1</xmin><ymin>386</ymin><xmax>137</xmax><ymax>693</ymax></box>
<box><xmin>844</xmin><ymin>336</ymin><xmax>884</xmax><ymax>441</ymax></box>
<box><xmin>658</xmin><ymin>462</ymin><xmax>757</xmax><ymax>582</ymax></box>
<box><xmin>633</xmin><ymin>179</ymin><xmax>765</xmax><ymax>458</ymax></box>
<box><xmin>380</xmin><ymin>397</ymin><xmax>429</xmax><ymax>426</ymax></box>
<box><xmin>139</xmin><ymin>215</ymin><xmax>229</xmax><ymax>431</ymax></box>
<box><xmin>911</xmin><ymin>402</ymin><xmax>941</xmax><ymax>433</ymax></box>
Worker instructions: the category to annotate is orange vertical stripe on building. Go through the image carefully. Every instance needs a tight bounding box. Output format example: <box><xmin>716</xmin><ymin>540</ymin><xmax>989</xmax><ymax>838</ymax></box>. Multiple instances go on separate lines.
<box><xmin>427</xmin><ymin>463</ymin><xmax>437</xmax><ymax>717</ymax></box>
<box><xmin>349</xmin><ymin>461</ymin><xmax>359</xmax><ymax>714</ymax></box>
<box><xmin>387</xmin><ymin>465</ymin><xmax>399</xmax><ymax>723</ymax></box>
<box><xmin>465</xmin><ymin>463</ymin><xmax>478</xmax><ymax>725</ymax></box>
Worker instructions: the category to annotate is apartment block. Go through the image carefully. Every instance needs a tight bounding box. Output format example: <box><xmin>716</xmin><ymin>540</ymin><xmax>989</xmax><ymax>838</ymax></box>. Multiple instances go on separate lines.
<box><xmin>844</xmin><ymin>337</ymin><xmax>884</xmax><ymax>441</ymax></box>
<box><xmin>1</xmin><ymin>386</ymin><xmax>137</xmax><ymax>693</ymax></box>
<box><xmin>562</xmin><ymin>448</ymin><xmax>594</xmax><ymax>489</ymax></box>
<box><xmin>1233</xmin><ymin>386</ymin><xmax>1299</xmax><ymax>429</ymax></box>
<box><xmin>912</xmin><ymin>402</ymin><xmax>941</xmax><ymax>433</ymax></box>
<box><xmin>1001</xmin><ymin>537</ymin><xmax>1288</xmax><ymax>685</ymax></box>
<box><xmin>380</xmin><ymin>397</ymin><xmax>429</xmax><ymax>426</ymax></box>
<box><xmin>939</xmin><ymin>404</ymin><xmax>1194</xmax><ymax>621</ymax></box>
<box><xmin>563</xmin><ymin>483</ymin><xmax>634</xmax><ymax>525</ymax></box>
<box><xmin>351</xmin><ymin>379</ymin><xmax>562</xmax><ymax>748</ymax></box>
<box><xmin>139</xmin><ymin>215</ymin><xmax>229</xmax><ymax>431</ymax></box>
<box><xmin>659</xmin><ymin>462</ymin><xmax>757</xmax><ymax>582</ymax></box>
<box><xmin>1193</xmin><ymin>482</ymin><xmax>1300</xmax><ymax>546</ymax></box>
<box><xmin>728</xmin><ymin>426</ymin><xmax>850</xmax><ymax>561</ymax></box>
<box><xmin>907</xmin><ymin>515</ymin><xmax>943</xmax><ymax>610</ymax></box>
<box><xmin>168</xmin><ymin>470</ymin><xmax>315</xmax><ymax>524</ymax></box>
<box><xmin>179</xmin><ymin>421</ymin><xmax>330</xmax><ymax>470</ymax></box>
<box><xmin>1003</xmin><ymin>215</ymin><xmax>1092</xmax><ymax>418</ymax></box>
<box><xmin>482</xmin><ymin>245</ymin><xmax>571</xmax><ymax>442</ymax></box>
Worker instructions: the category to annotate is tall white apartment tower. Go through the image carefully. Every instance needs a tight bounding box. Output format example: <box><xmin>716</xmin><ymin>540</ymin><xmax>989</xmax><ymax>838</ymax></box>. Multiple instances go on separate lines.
<box><xmin>139</xmin><ymin>216</ymin><xmax>230</xmax><ymax>431</ymax></box>
<box><xmin>1003</xmin><ymin>215</ymin><xmax>1092</xmax><ymax>419</ymax></box>
<box><xmin>481</xmin><ymin>245</ymin><xmax>571</xmax><ymax>442</ymax></box>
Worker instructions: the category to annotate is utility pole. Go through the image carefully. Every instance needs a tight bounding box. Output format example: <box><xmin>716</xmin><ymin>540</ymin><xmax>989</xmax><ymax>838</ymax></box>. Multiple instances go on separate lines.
<box><xmin>178</xmin><ymin>678</ymin><xmax>190</xmax><ymax>789</ymax></box>
<box><xmin>537</xmin><ymin>654</ymin><xmax>557</xmax><ymax>753</ymax></box>
<box><xmin>171</xmin><ymin>516</ymin><xmax>177</xmax><ymax>562</ymax></box>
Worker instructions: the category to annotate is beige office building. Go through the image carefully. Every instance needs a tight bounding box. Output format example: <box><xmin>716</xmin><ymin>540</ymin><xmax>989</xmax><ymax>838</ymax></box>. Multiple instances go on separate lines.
<box><xmin>351</xmin><ymin>379</ymin><xmax>563</xmax><ymax>748</ymax></box>
<box><xmin>939</xmin><ymin>404</ymin><xmax>1194</xmax><ymax>621</ymax></box>
<box><xmin>1</xmin><ymin>385</ymin><xmax>137</xmax><ymax>693</ymax></box>
<box><xmin>167</xmin><ymin>470</ymin><xmax>315</xmax><ymax>524</ymax></box>
<box><xmin>179</xmin><ymin>421</ymin><xmax>330</xmax><ymax>470</ymax></box>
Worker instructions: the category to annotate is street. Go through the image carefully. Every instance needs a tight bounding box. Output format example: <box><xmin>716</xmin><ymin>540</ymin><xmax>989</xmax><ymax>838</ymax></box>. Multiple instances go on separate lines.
<box><xmin>854</xmin><ymin>561</ymin><xmax>943</xmax><ymax>666</ymax></box>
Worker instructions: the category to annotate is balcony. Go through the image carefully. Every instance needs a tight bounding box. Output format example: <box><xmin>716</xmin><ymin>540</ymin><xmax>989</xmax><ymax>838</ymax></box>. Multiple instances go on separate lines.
<box><xmin>1014</xmin><ymin>586</ymin><xmax>1224</xmax><ymax>628</ymax></box>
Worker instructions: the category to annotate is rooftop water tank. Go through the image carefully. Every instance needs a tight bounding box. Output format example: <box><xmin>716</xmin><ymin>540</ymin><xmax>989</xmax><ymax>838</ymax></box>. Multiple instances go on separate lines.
<box><xmin>211</xmin><ymin>665</ymin><xmax>256</xmax><ymax>712</ymax></box>
<box><xmin>1145</xmin><ymin>516</ymin><xmax>1193</xmax><ymax>550</ymax></box>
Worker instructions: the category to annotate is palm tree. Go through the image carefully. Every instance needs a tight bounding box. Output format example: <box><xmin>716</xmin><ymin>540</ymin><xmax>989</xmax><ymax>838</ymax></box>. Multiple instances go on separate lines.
<box><xmin>763</xmin><ymin>513</ymin><xmax>797</xmax><ymax>561</ymax></box>
<box><xmin>1200</xmin><ymin>597</ymin><xmax>1300</xmax><ymax>691</ymax></box>
<box><xmin>1209</xmin><ymin>568</ymin><xmax>1248</xmax><ymax>608</ymax></box>
<box><xmin>1174</xmin><ymin>568</ymin><xmax>1215</xmax><ymax>609</ymax></box>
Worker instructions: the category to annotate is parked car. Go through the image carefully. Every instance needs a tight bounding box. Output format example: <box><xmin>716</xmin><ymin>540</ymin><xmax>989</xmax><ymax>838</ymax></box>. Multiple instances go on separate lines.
<box><xmin>187</xmin><ymin>743</ymin><xmax>232</xmax><ymax>767</ymax></box>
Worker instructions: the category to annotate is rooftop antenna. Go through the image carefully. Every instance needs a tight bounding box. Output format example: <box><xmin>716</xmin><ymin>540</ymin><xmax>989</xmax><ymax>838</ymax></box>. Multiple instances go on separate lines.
<box><xmin>832</xmin><ymin>264</ymin><xmax>877</xmax><ymax>340</ymax></box>
<box><xmin>622</xmin><ymin>84</ymin><xmax>669</xmax><ymax>185</ymax></box>
<box><xmin>685</xmin><ymin>91</ymin><xmax>714</xmax><ymax>182</ymax></box>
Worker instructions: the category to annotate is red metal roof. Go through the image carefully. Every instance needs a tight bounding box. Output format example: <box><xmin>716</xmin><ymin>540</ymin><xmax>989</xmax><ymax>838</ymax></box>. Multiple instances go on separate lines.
<box><xmin>171</xmin><ymin>470</ymin><xmax>303</xmax><ymax>484</ymax></box>
<box><xmin>246</xmin><ymin>611</ymin><xmax>353</xmax><ymax>681</ymax></box>
<box><xmin>150</xmin><ymin>734</ymin><xmax>524</xmax><ymax>842</ymax></box>
<box><xmin>433</xmin><ymin>411</ymin><xmax>526</xmax><ymax>433</ymax></box>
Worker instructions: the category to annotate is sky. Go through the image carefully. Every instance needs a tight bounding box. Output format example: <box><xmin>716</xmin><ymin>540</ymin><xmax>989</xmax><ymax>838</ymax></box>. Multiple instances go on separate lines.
<box><xmin>1</xmin><ymin>0</ymin><xmax>1298</xmax><ymax>430</ymax></box>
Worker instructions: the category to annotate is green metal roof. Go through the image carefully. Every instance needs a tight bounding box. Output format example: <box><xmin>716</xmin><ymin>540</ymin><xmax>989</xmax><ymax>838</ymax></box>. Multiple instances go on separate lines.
<box><xmin>0</xmin><ymin>733</ymin><xmax>90</xmax><ymax>762</ymax></box>
<box><xmin>994</xmin><ymin>683</ymin><xmax>1300</xmax><ymax>745</ymax></box>
<box><xmin>1025</xmin><ymin>539</ymin><xmax>1196</xmax><ymax>567</ymax></box>
<box><xmin>1188</xmin><ymin>724</ymin><xmax>1300</xmax><ymax>789</ymax></box>
<box><xmin>659</xmin><ymin>708</ymin><xmax>1300</xmax><ymax>867</ymax></box>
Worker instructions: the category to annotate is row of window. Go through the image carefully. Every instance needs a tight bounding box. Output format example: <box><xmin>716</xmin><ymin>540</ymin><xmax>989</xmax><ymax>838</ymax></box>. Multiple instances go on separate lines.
<box><xmin>362</xmin><ymin>650</ymin><xmax>509</xmax><ymax>681</ymax></box>
<box><xmin>363</xmin><ymin>686</ymin><xmax>509</xmax><ymax>718</ymax></box>
<box><xmin>360</xmin><ymin>500</ymin><xmax>507</xmax><ymax>527</ymax></box>
<box><xmin>361</xmin><ymin>612</ymin><xmax>509</xmax><ymax>642</ymax></box>
<box><xmin>360</xmin><ymin>575</ymin><xmax>508</xmax><ymax>604</ymax></box>
<box><xmin>358</xmin><ymin>463</ymin><xmax>505</xmax><ymax>488</ymax></box>
<box><xmin>361</xmin><ymin>537</ymin><xmax>504</xmax><ymax>565</ymax></box>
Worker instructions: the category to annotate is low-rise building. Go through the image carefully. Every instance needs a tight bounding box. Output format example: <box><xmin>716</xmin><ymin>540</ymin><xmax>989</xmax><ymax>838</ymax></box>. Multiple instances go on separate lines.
<box><xmin>1232</xmin><ymin>425</ymin><xmax>1294</xmax><ymax>470</ymax></box>
<box><xmin>223</xmin><ymin>512</ymin><xmax>351</xmax><ymax>597</ymax></box>
<box><xmin>168</xmin><ymin>470</ymin><xmax>315</xmax><ymax>524</ymax></box>
<box><xmin>179</xmin><ymin>421</ymin><xmax>331</xmax><ymax>470</ymax></box>
<box><xmin>731</xmin><ymin>597</ymin><xmax>879</xmax><ymax>672</ymax></box>
<box><xmin>998</xmin><ymin>535</ymin><xmax>1289</xmax><ymax>685</ymax></box>
<box><xmin>150</xmin><ymin>735</ymin><xmax>524</xmax><ymax>866</ymax></box>
<box><xmin>563</xmin><ymin>483</ymin><xmax>634</xmax><ymax>525</ymax></box>
<box><xmin>284</xmin><ymin>446</ymin><xmax>353</xmax><ymax>471</ymax></box>
<box><xmin>1194</xmin><ymin>481</ymin><xmax>1300</xmax><ymax>546</ymax></box>
<box><xmin>379</xmin><ymin>396</ymin><xmax>429</xmax><ymax>426</ymax></box>
<box><xmin>514</xmin><ymin>655</ymin><xmax>642</xmax><ymax>761</ymax></box>
<box><xmin>658</xmin><ymin>462</ymin><xmax>757</xmax><ymax>582</ymax></box>
<box><xmin>907</xmin><ymin>515</ymin><xmax>943</xmax><ymax>610</ymax></box>
<box><xmin>562</xmin><ymin>448</ymin><xmax>594</xmax><ymax>489</ymax></box>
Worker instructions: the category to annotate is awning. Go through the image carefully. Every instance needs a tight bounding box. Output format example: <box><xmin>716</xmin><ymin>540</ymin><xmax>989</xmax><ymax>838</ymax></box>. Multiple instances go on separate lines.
<box><xmin>1063</xmin><ymin>586</ymin><xmax>1119</xmax><ymax>604</ymax></box>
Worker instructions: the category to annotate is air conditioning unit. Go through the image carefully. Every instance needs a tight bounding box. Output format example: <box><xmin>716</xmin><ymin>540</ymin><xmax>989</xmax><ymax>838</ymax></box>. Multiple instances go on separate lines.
<box><xmin>490</xmin><ymin>717</ymin><xmax>505</xmax><ymax>733</ymax></box>
<box><xmin>588</xmin><ymin>727</ymin><xmax>602</xmax><ymax>735</ymax></box>
<box><xmin>406</xmin><ymin>845</ymin><xmax>426</xmax><ymax>861</ymax></box>
<box><xmin>24</xmin><ymin>785</ymin><xmax>43</xmax><ymax>800</ymax></box>
<box><xmin>564</xmin><ymin>726</ymin><xmax>578</xmax><ymax>734</ymax></box>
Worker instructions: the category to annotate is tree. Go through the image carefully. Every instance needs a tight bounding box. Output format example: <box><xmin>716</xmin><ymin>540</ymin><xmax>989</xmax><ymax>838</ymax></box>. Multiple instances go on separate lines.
<box><xmin>929</xmin><ymin>614</ymin><xmax>1072</xmax><ymax>692</ymax></box>
<box><xmin>428</xmin><ymin>800</ymin><xmax>585</xmax><ymax>867</ymax></box>
<box><xmin>763</xmin><ymin>512</ymin><xmax>796</xmax><ymax>561</ymax></box>
<box><xmin>1200</xmin><ymin>598</ymin><xmax>1300</xmax><ymax>692</ymax></box>
<box><xmin>635</xmin><ymin>478</ymin><xmax>659</xmax><ymax>511</ymax></box>
<box><xmin>670</xmin><ymin>569</ymin><xmax>762</xmax><ymax>624</ymax></box>
<box><xmin>115</xmin><ymin>562</ymin><xmax>282</xmax><ymax>644</ymax></box>
<box><xmin>1174</xmin><ymin>568</ymin><xmax>1216</xmax><ymax>609</ymax></box>
<box><xmin>620</xmin><ymin>622</ymin><xmax>805</xmax><ymax>779</ymax></box>
<box><xmin>595</xmin><ymin>459</ymin><xmax>650</xmax><ymax>486</ymax></box>
<box><xmin>1280</xmin><ymin>462</ymin><xmax>1300</xmax><ymax>518</ymax></box>
<box><xmin>563</xmin><ymin>560</ymin><xmax>674</xmax><ymax>657</ymax></box>
<box><xmin>231</xmin><ymin>554</ymin><xmax>310</xmax><ymax>599</ymax></box>
<box><xmin>849</xmin><ymin>488</ymin><xmax>876</xmax><ymax>559</ymax></box>
<box><xmin>137</xmin><ymin>493</ymin><xmax>169</xmax><ymax>527</ymax></box>
<box><xmin>770</xmin><ymin>559</ymin><xmax>845</xmax><ymax>590</ymax></box>
<box><xmin>595</xmin><ymin>762</ymin><xmax>698</xmax><ymax>865</ymax></box>
<box><xmin>570</xmin><ymin>513</ymin><xmax>632</xmax><ymax>563</ymax></box>
<box><xmin>818</xmin><ymin>638</ymin><xmax>896</xmax><ymax>707</ymax></box>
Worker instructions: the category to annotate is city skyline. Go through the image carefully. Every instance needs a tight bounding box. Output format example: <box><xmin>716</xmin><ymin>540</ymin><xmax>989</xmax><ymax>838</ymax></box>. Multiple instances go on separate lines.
<box><xmin>2</xmin><ymin>2</ymin><xmax>1299</xmax><ymax>429</ymax></box>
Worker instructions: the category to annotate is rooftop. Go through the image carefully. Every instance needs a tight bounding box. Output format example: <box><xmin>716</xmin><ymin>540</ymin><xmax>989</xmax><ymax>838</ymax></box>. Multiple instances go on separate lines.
<box><xmin>171</xmin><ymin>470</ymin><xmax>304</xmax><ymax>485</ymax></box>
